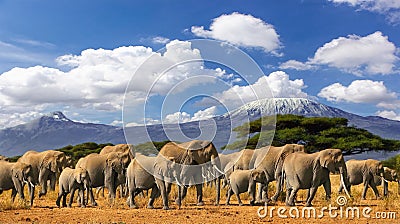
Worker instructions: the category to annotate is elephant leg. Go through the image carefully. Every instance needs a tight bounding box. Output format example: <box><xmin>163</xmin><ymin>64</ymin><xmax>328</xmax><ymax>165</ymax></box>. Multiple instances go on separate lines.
<box><xmin>249</xmin><ymin>181</ymin><xmax>256</xmax><ymax>206</ymax></box>
<box><xmin>323</xmin><ymin>179</ymin><xmax>332</xmax><ymax>201</ymax></box>
<box><xmin>29</xmin><ymin>185</ymin><xmax>35</xmax><ymax>206</ymax></box>
<box><xmin>287</xmin><ymin>187</ymin><xmax>298</xmax><ymax>206</ymax></box>
<box><xmin>236</xmin><ymin>192</ymin><xmax>243</xmax><ymax>206</ymax></box>
<box><xmin>49</xmin><ymin>173</ymin><xmax>57</xmax><ymax>191</ymax></box>
<box><xmin>79</xmin><ymin>188</ymin><xmax>86</xmax><ymax>208</ymax></box>
<box><xmin>195</xmin><ymin>184</ymin><xmax>204</xmax><ymax>206</ymax></box>
<box><xmin>176</xmin><ymin>185</ymin><xmax>182</xmax><ymax>208</ymax></box>
<box><xmin>56</xmin><ymin>192</ymin><xmax>62</xmax><ymax>207</ymax></box>
<box><xmin>338</xmin><ymin>182</ymin><xmax>343</xmax><ymax>193</ymax></box>
<box><xmin>11</xmin><ymin>188</ymin><xmax>17</xmax><ymax>202</ymax></box>
<box><xmin>369</xmin><ymin>180</ymin><xmax>381</xmax><ymax>199</ymax></box>
<box><xmin>62</xmin><ymin>192</ymin><xmax>67</xmax><ymax>207</ymax></box>
<box><xmin>305</xmin><ymin>187</ymin><xmax>318</xmax><ymax>207</ymax></box>
<box><xmin>128</xmin><ymin>185</ymin><xmax>138</xmax><ymax>209</ymax></box>
<box><xmin>383</xmin><ymin>181</ymin><xmax>388</xmax><ymax>197</ymax></box>
<box><xmin>262</xmin><ymin>182</ymin><xmax>269</xmax><ymax>203</ymax></box>
<box><xmin>362</xmin><ymin>180</ymin><xmax>369</xmax><ymax>200</ymax></box>
<box><xmin>156</xmin><ymin>179</ymin><xmax>169</xmax><ymax>210</ymax></box>
<box><xmin>225</xmin><ymin>187</ymin><xmax>233</xmax><ymax>205</ymax></box>
<box><xmin>88</xmin><ymin>187</ymin><xmax>98</xmax><ymax>206</ymax></box>
<box><xmin>166</xmin><ymin>182</ymin><xmax>172</xmax><ymax>195</ymax></box>
<box><xmin>39</xmin><ymin>179</ymin><xmax>48</xmax><ymax>198</ymax></box>
<box><xmin>148</xmin><ymin>186</ymin><xmax>160</xmax><ymax>209</ymax></box>
<box><xmin>271</xmin><ymin>176</ymin><xmax>282</xmax><ymax>202</ymax></box>
<box><xmin>69</xmin><ymin>189</ymin><xmax>76</xmax><ymax>207</ymax></box>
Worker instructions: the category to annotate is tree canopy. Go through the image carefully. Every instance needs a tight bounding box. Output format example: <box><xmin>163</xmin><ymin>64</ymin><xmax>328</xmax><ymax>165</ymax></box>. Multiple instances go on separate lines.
<box><xmin>223</xmin><ymin>114</ymin><xmax>400</xmax><ymax>155</ymax></box>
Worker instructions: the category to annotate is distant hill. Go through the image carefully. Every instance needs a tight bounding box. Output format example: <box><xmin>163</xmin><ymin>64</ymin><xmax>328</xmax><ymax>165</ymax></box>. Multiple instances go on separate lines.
<box><xmin>1</xmin><ymin>98</ymin><xmax>399</xmax><ymax>156</ymax></box>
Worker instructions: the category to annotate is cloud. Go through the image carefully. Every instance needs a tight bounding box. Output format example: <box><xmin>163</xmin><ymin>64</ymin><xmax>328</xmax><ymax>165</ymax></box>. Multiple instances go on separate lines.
<box><xmin>282</xmin><ymin>31</ymin><xmax>399</xmax><ymax>75</ymax></box>
<box><xmin>152</xmin><ymin>36</ymin><xmax>170</xmax><ymax>44</ymax></box>
<box><xmin>279</xmin><ymin>60</ymin><xmax>315</xmax><ymax>70</ymax></box>
<box><xmin>211</xmin><ymin>71</ymin><xmax>308</xmax><ymax>109</ymax></box>
<box><xmin>0</xmin><ymin>40</ymin><xmax>225</xmax><ymax>128</ymax></box>
<box><xmin>163</xmin><ymin>106</ymin><xmax>217</xmax><ymax>124</ymax></box>
<box><xmin>376</xmin><ymin>110</ymin><xmax>400</xmax><ymax>121</ymax></box>
<box><xmin>318</xmin><ymin>80</ymin><xmax>398</xmax><ymax>107</ymax></box>
<box><xmin>310</xmin><ymin>31</ymin><xmax>398</xmax><ymax>75</ymax></box>
<box><xmin>329</xmin><ymin>0</ymin><xmax>400</xmax><ymax>24</ymax></box>
<box><xmin>191</xmin><ymin>12</ymin><xmax>282</xmax><ymax>55</ymax></box>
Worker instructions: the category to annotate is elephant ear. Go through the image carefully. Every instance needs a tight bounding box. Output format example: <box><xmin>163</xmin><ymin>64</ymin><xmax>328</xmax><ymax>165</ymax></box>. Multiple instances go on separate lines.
<box><xmin>250</xmin><ymin>170</ymin><xmax>259</xmax><ymax>180</ymax></box>
<box><xmin>320</xmin><ymin>150</ymin><xmax>336</xmax><ymax>173</ymax></box>
<box><xmin>24</xmin><ymin>164</ymin><xmax>32</xmax><ymax>176</ymax></box>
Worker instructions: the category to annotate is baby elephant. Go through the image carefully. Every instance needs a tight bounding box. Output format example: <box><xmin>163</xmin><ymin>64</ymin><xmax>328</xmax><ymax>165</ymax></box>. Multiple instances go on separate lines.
<box><xmin>56</xmin><ymin>167</ymin><xmax>91</xmax><ymax>208</ymax></box>
<box><xmin>226</xmin><ymin>169</ymin><xmax>267</xmax><ymax>206</ymax></box>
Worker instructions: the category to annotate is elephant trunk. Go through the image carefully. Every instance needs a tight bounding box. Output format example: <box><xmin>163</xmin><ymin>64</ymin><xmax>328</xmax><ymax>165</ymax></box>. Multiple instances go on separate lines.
<box><xmin>211</xmin><ymin>156</ymin><xmax>221</xmax><ymax>205</ymax></box>
<box><xmin>339</xmin><ymin>165</ymin><xmax>351</xmax><ymax>198</ymax></box>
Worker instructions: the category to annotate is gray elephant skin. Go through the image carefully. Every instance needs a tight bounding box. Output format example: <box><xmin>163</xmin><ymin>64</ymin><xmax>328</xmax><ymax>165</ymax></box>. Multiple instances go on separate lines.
<box><xmin>219</xmin><ymin>149</ymin><xmax>254</xmax><ymax>187</ymax></box>
<box><xmin>226</xmin><ymin>169</ymin><xmax>267</xmax><ymax>206</ymax></box>
<box><xmin>126</xmin><ymin>154</ymin><xmax>180</xmax><ymax>209</ymax></box>
<box><xmin>75</xmin><ymin>152</ymin><xmax>125</xmax><ymax>206</ymax></box>
<box><xmin>17</xmin><ymin>150</ymin><xmax>67</xmax><ymax>206</ymax></box>
<box><xmin>255</xmin><ymin>144</ymin><xmax>305</xmax><ymax>203</ymax></box>
<box><xmin>154</xmin><ymin>140</ymin><xmax>223</xmax><ymax>210</ymax></box>
<box><xmin>0</xmin><ymin>160</ymin><xmax>32</xmax><ymax>202</ymax></box>
<box><xmin>56</xmin><ymin>167</ymin><xmax>91</xmax><ymax>208</ymax></box>
<box><xmin>97</xmin><ymin>144</ymin><xmax>135</xmax><ymax>197</ymax></box>
<box><xmin>283</xmin><ymin>148</ymin><xmax>349</xmax><ymax>207</ymax></box>
<box><xmin>373</xmin><ymin>167</ymin><xmax>399</xmax><ymax>196</ymax></box>
<box><xmin>339</xmin><ymin>159</ymin><xmax>385</xmax><ymax>199</ymax></box>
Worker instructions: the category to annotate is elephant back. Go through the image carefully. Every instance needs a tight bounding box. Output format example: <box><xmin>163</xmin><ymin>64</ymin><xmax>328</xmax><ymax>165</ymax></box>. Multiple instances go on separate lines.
<box><xmin>176</xmin><ymin>140</ymin><xmax>212</xmax><ymax>151</ymax></box>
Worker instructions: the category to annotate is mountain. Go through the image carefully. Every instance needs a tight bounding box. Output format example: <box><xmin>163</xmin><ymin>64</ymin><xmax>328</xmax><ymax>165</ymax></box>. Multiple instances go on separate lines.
<box><xmin>229</xmin><ymin>98</ymin><xmax>400</xmax><ymax>140</ymax></box>
<box><xmin>1</xmin><ymin>98</ymin><xmax>399</xmax><ymax>157</ymax></box>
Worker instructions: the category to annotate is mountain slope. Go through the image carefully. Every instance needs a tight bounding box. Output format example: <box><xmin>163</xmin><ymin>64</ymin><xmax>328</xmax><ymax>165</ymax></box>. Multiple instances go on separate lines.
<box><xmin>1</xmin><ymin>98</ymin><xmax>399</xmax><ymax>156</ymax></box>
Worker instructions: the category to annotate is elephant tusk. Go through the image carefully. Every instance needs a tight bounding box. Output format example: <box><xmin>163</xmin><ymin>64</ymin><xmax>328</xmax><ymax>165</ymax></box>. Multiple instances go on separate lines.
<box><xmin>207</xmin><ymin>167</ymin><xmax>216</xmax><ymax>178</ymax></box>
<box><xmin>202</xmin><ymin>172</ymin><xmax>207</xmax><ymax>179</ymax></box>
<box><xmin>340</xmin><ymin>174</ymin><xmax>351</xmax><ymax>198</ymax></box>
<box><xmin>175</xmin><ymin>176</ymin><xmax>184</xmax><ymax>187</ymax></box>
<box><xmin>382</xmin><ymin>177</ymin><xmax>390</xmax><ymax>183</ymax></box>
<box><xmin>213</xmin><ymin>165</ymin><xmax>224</xmax><ymax>175</ymax></box>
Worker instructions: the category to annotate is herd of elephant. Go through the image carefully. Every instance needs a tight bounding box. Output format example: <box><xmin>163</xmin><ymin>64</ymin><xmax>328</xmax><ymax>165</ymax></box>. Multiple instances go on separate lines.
<box><xmin>0</xmin><ymin>140</ymin><xmax>398</xmax><ymax>210</ymax></box>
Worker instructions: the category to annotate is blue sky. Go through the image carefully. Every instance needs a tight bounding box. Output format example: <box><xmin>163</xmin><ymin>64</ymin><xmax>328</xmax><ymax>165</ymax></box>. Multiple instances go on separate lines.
<box><xmin>0</xmin><ymin>0</ymin><xmax>399</xmax><ymax>128</ymax></box>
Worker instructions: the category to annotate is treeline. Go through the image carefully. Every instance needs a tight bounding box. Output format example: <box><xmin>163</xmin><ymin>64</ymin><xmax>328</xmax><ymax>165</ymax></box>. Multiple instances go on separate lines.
<box><xmin>224</xmin><ymin>114</ymin><xmax>400</xmax><ymax>155</ymax></box>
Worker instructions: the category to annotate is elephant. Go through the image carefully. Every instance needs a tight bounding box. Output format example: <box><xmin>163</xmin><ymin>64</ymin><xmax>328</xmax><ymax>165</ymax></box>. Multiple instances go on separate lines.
<box><xmin>0</xmin><ymin>160</ymin><xmax>33</xmax><ymax>202</ymax></box>
<box><xmin>75</xmin><ymin>152</ymin><xmax>125</xmax><ymax>206</ymax></box>
<box><xmin>283</xmin><ymin>148</ymin><xmax>350</xmax><ymax>207</ymax></box>
<box><xmin>373</xmin><ymin>167</ymin><xmax>399</xmax><ymax>196</ymax></box>
<box><xmin>97</xmin><ymin>144</ymin><xmax>134</xmax><ymax>198</ymax></box>
<box><xmin>338</xmin><ymin>159</ymin><xmax>385</xmax><ymax>199</ymax></box>
<box><xmin>56</xmin><ymin>167</ymin><xmax>91</xmax><ymax>208</ymax></box>
<box><xmin>154</xmin><ymin>140</ymin><xmax>223</xmax><ymax>210</ymax></box>
<box><xmin>17</xmin><ymin>150</ymin><xmax>67</xmax><ymax>205</ymax></box>
<box><xmin>254</xmin><ymin>144</ymin><xmax>305</xmax><ymax>203</ymax></box>
<box><xmin>126</xmin><ymin>154</ymin><xmax>180</xmax><ymax>209</ymax></box>
<box><xmin>219</xmin><ymin>149</ymin><xmax>254</xmax><ymax>187</ymax></box>
<box><xmin>226</xmin><ymin>169</ymin><xmax>267</xmax><ymax>206</ymax></box>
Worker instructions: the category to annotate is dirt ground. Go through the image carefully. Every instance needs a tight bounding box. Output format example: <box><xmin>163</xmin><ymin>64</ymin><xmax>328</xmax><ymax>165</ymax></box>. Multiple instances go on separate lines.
<box><xmin>0</xmin><ymin>175</ymin><xmax>399</xmax><ymax>224</ymax></box>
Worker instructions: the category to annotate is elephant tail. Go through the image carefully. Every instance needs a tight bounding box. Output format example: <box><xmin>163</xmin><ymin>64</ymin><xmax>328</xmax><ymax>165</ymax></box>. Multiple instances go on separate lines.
<box><xmin>280</xmin><ymin>168</ymin><xmax>286</xmax><ymax>189</ymax></box>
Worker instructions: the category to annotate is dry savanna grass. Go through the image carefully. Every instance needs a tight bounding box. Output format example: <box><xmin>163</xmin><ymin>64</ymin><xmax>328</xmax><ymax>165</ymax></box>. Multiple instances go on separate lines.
<box><xmin>0</xmin><ymin>175</ymin><xmax>399</xmax><ymax>223</ymax></box>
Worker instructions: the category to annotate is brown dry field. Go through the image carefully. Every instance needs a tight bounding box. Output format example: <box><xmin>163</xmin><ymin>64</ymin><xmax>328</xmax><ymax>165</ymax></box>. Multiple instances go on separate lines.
<box><xmin>0</xmin><ymin>175</ymin><xmax>399</xmax><ymax>224</ymax></box>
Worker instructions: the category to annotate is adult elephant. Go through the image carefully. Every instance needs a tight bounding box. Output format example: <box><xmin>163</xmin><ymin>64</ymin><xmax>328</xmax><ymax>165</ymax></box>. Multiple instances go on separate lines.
<box><xmin>98</xmin><ymin>144</ymin><xmax>134</xmax><ymax>197</ymax></box>
<box><xmin>373</xmin><ymin>167</ymin><xmax>399</xmax><ymax>196</ymax></box>
<box><xmin>284</xmin><ymin>148</ymin><xmax>350</xmax><ymax>206</ymax></box>
<box><xmin>218</xmin><ymin>149</ymin><xmax>254</xmax><ymax>187</ymax></box>
<box><xmin>0</xmin><ymin>160</ymin><xmax>33</xmax><ymax>202</ymax></box>
<box><xmin>254</xmin><ymin>144</ymin><xmax>305</xmax><ymax>203</ymax></box>
<box><xmin>75</xmin><ymin>152</ymin><xmax>125</xmax><ymax>206</ymax></box>
<box><xmin>17</xmin><ymin>150</ymin><xmax>67</xmax><ymax>205</ymax></box>
<box><xmin>154</xmin><ymin>140</ymin><xmax>223</xmax><ymax>210</ymax></box>
<box><xmin>338</xmin><ymin>159</ymin><xmax>385</xmax><ymax>199</ymax></box>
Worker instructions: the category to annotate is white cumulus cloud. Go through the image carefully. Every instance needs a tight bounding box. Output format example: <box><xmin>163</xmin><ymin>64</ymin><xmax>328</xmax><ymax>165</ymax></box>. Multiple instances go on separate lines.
<box><xmin>163</xmin><ymin>106</ymin><xmax>217</xmax><ymax>124</ymax></box>
<box><xmin>191</xmin><ymin>12</ymin><xmax>282</xmax><ymax>55</ymax></box>
<box><xmin>212</xmin><ymin>71</ymin><xmax>308</xmax><ymax>109</ymax></box>
<box><xmin>376</xmin><ymin>110</ymin><xmax>400</xmax><ymax>121</ymax></box>
<box><xmin>281</xmin><ymin>31</ymin><xmax>398</xmax><ymax>75</ymax></box>
<box><xmin>318</xmin><ymin>80</ymin><xmax>398</xmax><ymax>106</ymax></box>
<box><xmin>0</xmin><ymin>40</ymin><xmax>227</xmax><ymax>129</ymax></box>
<box><xmin>329</xmin><ymin>0</ymin><xmax>400</xmax><ymax>24</ymax></box>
